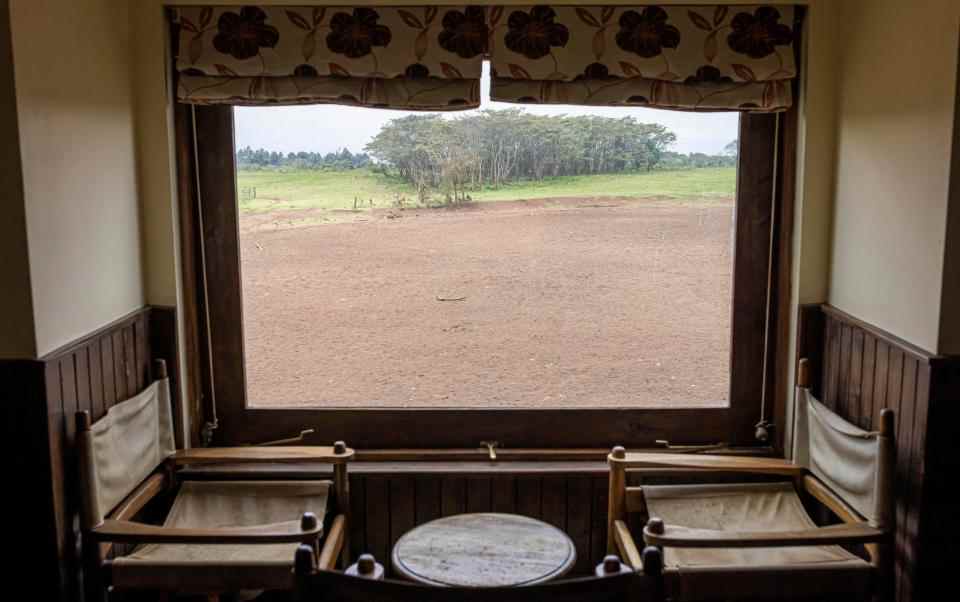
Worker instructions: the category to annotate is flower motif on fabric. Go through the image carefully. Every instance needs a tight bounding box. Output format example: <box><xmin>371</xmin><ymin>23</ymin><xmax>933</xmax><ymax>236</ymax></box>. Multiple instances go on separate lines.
<box><xmin>727</xmin><ymin>7</ymin><xmax>792</xmax><ymax>59</ymax></box>
<box><xmin>403</xmin><ymin>63</ymin><xmax>431</xmax><ymax>79</ymax></box>
<box><xmin>293</xmin><ymin>64</ymin><xmax>319</xmax><ymax>77</ymax></box>
<box><xmin>213</xmin><ymin>7</ymin><xmax>280</xmax><ymax>60</ymax></box>
<box><xmin>326</xmin><ymin>8</ymin><xmax>392</xmax><ymax>59</ymax></box>
<box><xmin>616</xmin><ymin>7</ymin><xmax>680</xmax><ymax>58</ymax></box>
<box><xmin>504</xmin><ymin>6</ymin><xmax>570</xmax><ymax>60</ymax></box>
<box><xmin>438</xmin><ymin>7</ymin><xmax>488</xmax><ymax>59</ymax></box>
<box><xmin>575</xmin><ymin>62</ymin><xmax>620</xmax><ymax>81</ymax></box>
<box><xmin>684</xmin><ymin>65</ymin><xmax>733</xmax><ymax>85</ymax></box>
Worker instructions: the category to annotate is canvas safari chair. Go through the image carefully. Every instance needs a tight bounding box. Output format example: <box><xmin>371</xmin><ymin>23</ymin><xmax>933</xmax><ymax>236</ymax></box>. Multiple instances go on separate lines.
<box><xmin>76</xmin><ymin>359</ymin><xmax>353</xmax><ymax>600</ymax></box>
<box><xmin>293</xmin><ymin>547</ymin><xmax>666</xmax><ymax>602</ymax></box>
<box><xmin>606</xmin><ymin>358</ymin><xmax>895</xmax><ymax>601</ymax></box>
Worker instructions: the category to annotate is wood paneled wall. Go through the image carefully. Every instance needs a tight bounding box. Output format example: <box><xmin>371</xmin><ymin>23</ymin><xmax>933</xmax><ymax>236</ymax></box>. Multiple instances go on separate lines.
<box><xmin>348</xmin><ymin>472</ymin><xmax>609</xmax><ymax>576</ymax></box>
<box><xmin>798</xmin><ymin>304</ymin><xmax>959</xmax><ymax>602</ymax></box>
<box><xmin>3</xmin><ymin>306</ymin><xmax>178</xmax><ymax>602</ymax></box>
<box><xmin>12</xmin><ymin>299</ymin><xmax>956</xmax><ymax>602</ymax></box>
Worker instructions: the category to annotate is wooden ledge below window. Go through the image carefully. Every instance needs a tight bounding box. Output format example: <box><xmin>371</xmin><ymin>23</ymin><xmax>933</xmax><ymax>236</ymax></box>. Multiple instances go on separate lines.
<box><xmin>181</xmin><ymin>460</ymin><xmax>611</xmax><ymax>479</ymax></box>
<box><xmin>178</xmin><ymin>447</ymin><xmax>776</xmax><ymax>480</ymax></box>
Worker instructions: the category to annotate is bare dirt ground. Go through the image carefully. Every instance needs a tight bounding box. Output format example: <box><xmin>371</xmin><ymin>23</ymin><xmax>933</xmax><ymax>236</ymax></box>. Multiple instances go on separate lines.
<box><xmin>239</xmin><ymin>196</ymin><xmax>733</xmax><ymax>408</ymax></box>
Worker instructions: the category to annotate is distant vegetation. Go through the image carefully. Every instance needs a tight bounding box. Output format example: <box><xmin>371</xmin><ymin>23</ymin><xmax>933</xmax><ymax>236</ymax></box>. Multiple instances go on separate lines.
<box><xmin>237</xmin><ymin>146</ymin><xmax>372</xmax><ymax>170</ymax></box>
<box><xmin>236</xmin><ymin>167</ymin><xmax>736</xmax><ymax>215</ymax></box>
<box><xmin>237</xmin><ymin>109</ymin><xmax>737</xmax><ymax>205</ymax></box>
<box><xmin>235</xmin><ymin>109</ymin><xmax>738</xmax><ymax>213</ymax></box>
<box><xmin>364</xmin><ymin>110</ymin><xmax>679</xmax><ymax>202</ymax></box>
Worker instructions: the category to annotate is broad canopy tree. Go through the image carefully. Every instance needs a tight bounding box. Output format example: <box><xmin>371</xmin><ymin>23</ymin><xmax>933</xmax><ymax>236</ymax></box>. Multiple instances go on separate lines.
<box><xmin>364</xmin><ymin>109</ymin><xmax>678</xmax><ymax>193</ymax></box>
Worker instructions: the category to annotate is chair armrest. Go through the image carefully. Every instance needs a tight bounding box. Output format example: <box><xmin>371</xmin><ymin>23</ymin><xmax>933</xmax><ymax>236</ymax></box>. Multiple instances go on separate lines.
<box><xmin>108</xmin><ymin>473</ymin><xmax>168</xmax><ymax>521</ymax></box>
<box><xmin>643</xmin><ymin>522</ymin><xmax>886</xmax><ymax>548</ymax></box>
<box><xmin>89</xmin><ymin>519</ymin><xmax>323</xmax><ymax>545</ymax></box>
<box><xmin>170</xmin><ymin>445</ymin><xmax>354</xmax><ymax>466</ymax></box>
<box><xmin>609</xmin><ymin>452</ymin><xmax>803</xmax><ymax>476</ymax></box>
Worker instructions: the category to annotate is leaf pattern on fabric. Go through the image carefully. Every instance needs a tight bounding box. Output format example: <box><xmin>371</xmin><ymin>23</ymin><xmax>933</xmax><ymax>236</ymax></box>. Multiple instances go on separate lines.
<box><xmin>179</xmin><ymin>72</ymin><xmax>481</xmax><ymax>110</ymax></box>
<box><xmin>488</xmin><ymin>4</ymin><xmax>796</xmax><ymax>112</ymax></box>
<box><xmin>173</xmin><ymin>5</ymin><xmax>797</xmax><ymax>112</ymax></box>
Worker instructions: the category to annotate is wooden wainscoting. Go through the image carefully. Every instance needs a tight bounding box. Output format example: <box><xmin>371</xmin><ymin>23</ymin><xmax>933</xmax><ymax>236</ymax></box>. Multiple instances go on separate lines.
<box><xmin>2</xmin><ymin>306</ymin><xmax>178</xmax><ymax>602</ymax></box>
<box><xmin>348</xmin><ymin>471</ymin><xmax>610</xmax><ymax>577</ymax></box>
<box><xmin>797</xmin><ymin>304</ymin><xmax>960</xmax><ymax>602</ymax></box>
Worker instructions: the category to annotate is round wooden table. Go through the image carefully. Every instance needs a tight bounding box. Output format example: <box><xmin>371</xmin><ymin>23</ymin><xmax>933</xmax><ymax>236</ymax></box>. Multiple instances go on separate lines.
<box><xmin>391</xmin><ymin>513</ymin><xmax>576</xmax><ymax>587</ymax></box>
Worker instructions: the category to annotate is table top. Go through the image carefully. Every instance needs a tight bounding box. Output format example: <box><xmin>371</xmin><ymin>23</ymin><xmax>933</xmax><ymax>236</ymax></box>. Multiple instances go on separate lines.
<box><xmin>391</xmin><ymin>513</ymin><xmax>577</xmax><ymax>587</ymax></box>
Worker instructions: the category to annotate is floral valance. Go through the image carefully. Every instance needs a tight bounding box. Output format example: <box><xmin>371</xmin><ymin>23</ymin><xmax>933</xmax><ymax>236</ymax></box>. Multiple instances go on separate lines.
<box><xmin>172</xmin><ymin>5</ymin><xmax>798</xmax><ymax>112</ymax></box>
<box><xmin>173</xmin><ymin>5</ymin><xmax>488</xmax><ymax>109</ymax></box>
<box><xmin>488</xmin><ymin>5</ymin><xmax>797</xmax><ymax>111</ymax></box>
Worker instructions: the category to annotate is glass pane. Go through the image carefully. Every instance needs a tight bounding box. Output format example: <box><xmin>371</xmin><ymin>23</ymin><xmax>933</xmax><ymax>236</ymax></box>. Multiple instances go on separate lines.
<box><xmin>235</xmin><ymin>65</ymin><xmax>738</xmax><ymax>409</ymax></box>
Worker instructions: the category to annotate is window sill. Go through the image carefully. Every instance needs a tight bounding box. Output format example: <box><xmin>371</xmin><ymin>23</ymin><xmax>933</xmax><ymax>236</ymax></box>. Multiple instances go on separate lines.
<box><xmin>179</xmin><ymin>447</ymin><xmax>776</xmax><ymax>479</ymax></box>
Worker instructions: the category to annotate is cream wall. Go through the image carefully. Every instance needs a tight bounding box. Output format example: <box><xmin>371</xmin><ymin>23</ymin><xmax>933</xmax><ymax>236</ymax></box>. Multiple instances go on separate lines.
<box><xmin>828</xmin><ymin>0</ymin><xmax>960</xmax><ymax>354</ymax></box>
<box><xmin>133</xmin><ymin>3</ymin><xmax>180</xmax><ymax>309</ymax></box>
<box><xmin>8</xmin><ymin>0</ymin><xmax>144</xmax><ymax>356</ymax></box>
<box><xmin>780</xmin><ymin>0</ymin><xmax>841</xmax><ymax>455</ymax></box>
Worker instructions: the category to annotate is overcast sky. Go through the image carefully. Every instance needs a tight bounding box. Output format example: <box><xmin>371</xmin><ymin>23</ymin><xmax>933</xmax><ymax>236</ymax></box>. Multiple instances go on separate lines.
<box><xmin>235</xmin><ymin>63</ymin><xmax>739</xmax><ymax>156</ymax></box>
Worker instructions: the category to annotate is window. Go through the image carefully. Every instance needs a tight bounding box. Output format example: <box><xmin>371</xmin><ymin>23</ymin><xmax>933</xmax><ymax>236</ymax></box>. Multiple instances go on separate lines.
<box><xmin>179</xmin><ymin>90</ymin><xmax>792</xmax><ymax>449</ymax></box>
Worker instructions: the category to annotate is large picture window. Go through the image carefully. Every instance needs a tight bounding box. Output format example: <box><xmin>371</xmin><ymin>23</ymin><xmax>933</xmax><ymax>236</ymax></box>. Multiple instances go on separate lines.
<box><xmin>181</xmin><ymin>104</ymin><xmax>787</xmax><ymax>449</ymax></box>
<box><xmin>172</xmin><ymin>5</ymin><xmax>800</xmax><ymax>449</ymax></box>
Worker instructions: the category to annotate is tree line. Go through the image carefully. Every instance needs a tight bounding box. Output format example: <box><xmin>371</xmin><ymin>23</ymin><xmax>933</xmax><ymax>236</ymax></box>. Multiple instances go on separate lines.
<box><xmin>237</xmin><ymin>146</ymin><xmax>371</xmax><ymax>170</ymax></box>
<box><xmin>659</xmin><ymin>151</ymin><xmax>736</xmax><ymax>169</ymax></box>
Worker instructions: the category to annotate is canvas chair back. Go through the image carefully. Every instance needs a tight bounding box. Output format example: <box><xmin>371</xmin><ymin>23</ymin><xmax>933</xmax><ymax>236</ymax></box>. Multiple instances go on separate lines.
<box><xmin>792</xmin><ymin>386</ymin><xmax>893</xmax><ymax>526</ymax></box>
<box><xmin>87</xmin><ymin>377</ymin><xmax>176</xmax><ymax>517</ymax></box>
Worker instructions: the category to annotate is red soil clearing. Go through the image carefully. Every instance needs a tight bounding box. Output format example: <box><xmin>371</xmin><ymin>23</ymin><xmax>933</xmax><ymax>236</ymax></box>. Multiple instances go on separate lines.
<box><xmin>239</xmin><ymin>197</ymin><xmax>733</xmax><ymax>409</ymax></box>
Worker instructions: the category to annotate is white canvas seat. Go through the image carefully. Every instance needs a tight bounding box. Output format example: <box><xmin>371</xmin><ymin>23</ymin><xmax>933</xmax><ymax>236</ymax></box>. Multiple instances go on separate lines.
<box><xmin>77</xmin><ymin>359</ymin><xmax>354</xmax><ymax>597</ymax></box>
<box><xmin>642</xmin><ymin>482</ymin><xmax>864</xmax><ymax>568</ymax></box>
<box><xmin>112</xmin><ymin>480</ymin><xmax>332</xmax><ymax>590</ymax></box>
<box><xmin>605</xmin><ymin>358</ymin><xmax>894</xmax><ymax>601</ymax></box>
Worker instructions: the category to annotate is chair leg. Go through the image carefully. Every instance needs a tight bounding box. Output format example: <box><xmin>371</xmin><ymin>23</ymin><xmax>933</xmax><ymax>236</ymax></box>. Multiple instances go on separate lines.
<box><xmin>340</xmin><ymin>530</ymin><xmax>351</xmax><ymax>568</ymax></box>
<box><xmin>80</xmin><ymin>536</ymin><xmax>107</xmax><ymax>602</ymax></box>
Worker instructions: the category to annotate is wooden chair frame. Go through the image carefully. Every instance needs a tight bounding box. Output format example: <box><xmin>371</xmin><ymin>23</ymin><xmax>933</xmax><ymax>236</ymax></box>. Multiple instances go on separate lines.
<box><xmin>77</xmin><ymin>360</ymin><xmax>354</xmax><ymax>598</ymax></box>
<box><xmin>606</xmin><ymin>358</ymin><xmax>896</xmax><ymax>601</ymax></box>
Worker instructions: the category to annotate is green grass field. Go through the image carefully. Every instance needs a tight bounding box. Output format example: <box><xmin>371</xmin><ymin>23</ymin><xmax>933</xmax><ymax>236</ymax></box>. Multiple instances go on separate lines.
<box><xmin>236</xmin><ymin>167</ymin><xmax>736</xmax><ymax>214</ymax></box>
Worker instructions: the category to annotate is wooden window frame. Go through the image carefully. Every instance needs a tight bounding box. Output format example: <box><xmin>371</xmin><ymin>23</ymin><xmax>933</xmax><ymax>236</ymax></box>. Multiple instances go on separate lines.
<box><xmin>175</xmin><ymin>104</ymin><xmax>794</xmax><ymax>450</ymax></box>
